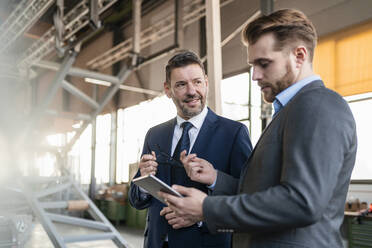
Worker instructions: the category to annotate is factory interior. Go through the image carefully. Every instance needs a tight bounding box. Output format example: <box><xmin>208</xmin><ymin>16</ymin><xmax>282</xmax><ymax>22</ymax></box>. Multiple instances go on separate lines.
<box><xmin>0</xmin><ymin>0</ymin><xmax>372</xmax><ymax>247</ymax></box>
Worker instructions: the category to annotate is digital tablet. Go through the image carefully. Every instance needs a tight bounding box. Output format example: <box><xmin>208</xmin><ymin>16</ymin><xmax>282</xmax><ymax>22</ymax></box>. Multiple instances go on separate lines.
<box><xmin>132</xmin><ymin>174</ymin><xmax>183</xmax><ymax>204</ymax></box>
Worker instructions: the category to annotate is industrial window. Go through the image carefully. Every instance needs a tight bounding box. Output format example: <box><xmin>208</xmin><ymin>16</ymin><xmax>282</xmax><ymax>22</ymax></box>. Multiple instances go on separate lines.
<box><xmin>95</xmin><ymin>113</ymin><xmax>111</xmax><ymax>184</ymax></box>
<box><xmin>116</xmin><ymin>95</ymin><xmax>176</xmax><ymax>183</ymax></box>
<box><xmin>221</xmin><ymin>72</ymin><xmax>263</xmax><ymax>146</ymax></box>
<box><xmin>68</xmin><ymin>124</ymin><xmax>92</xmax><ymax>185</ymax></box>
<box><xmin>345</xmin><ymin>93</ymin><xmax>372</xmax><ymax>180</ymax></box>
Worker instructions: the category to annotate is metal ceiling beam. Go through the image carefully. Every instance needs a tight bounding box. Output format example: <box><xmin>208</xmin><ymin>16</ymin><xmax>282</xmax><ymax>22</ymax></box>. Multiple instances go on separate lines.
<box><xmin>33</xmin><ymin>60</ymin><xmax>162</xmax><ymax>96</ymax></box>
<box><xmin>61</xmin><ymin>80</ymin><xmax>99</xmax><ymax>109</ymax></box>
<box><xmin>0</xmin><ymin>0</ymin><xmax>55</xmax><ymax>54</ymax></box>
<box><xmin>34</xmin><ymin>60</ymin><xmax>120</xmax><ymax>84</ymax></box>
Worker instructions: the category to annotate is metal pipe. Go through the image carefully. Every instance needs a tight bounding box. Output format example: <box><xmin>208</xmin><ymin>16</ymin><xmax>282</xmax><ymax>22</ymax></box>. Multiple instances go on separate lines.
<box><xmin>35</xmin><ymin>182</ymin><xmax>72</xmax><ymax>199</ymax></box>
<box><xmin>221</xmin><ymin>10</ymin><xmax>261</xmax><ymax>47</ymax></box>
<box><xmin>47</xmin><ymin>213</ymin><xmax>109</xmax><ymax>231</ymax></box>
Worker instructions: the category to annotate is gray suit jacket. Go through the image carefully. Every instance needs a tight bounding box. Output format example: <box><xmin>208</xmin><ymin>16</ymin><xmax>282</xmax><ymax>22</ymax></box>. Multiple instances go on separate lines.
<box><xmin>203</xmin><ymin>80</ymin><xmax>357</xmax><ymax>248</ymax></box>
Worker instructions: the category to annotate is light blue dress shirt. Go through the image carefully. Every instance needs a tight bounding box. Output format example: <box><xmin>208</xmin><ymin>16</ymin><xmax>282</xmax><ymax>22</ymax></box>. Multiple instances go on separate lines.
<box><xmin>273</xmin><ymin>75</ymin><xmax>321</xmax><ymax>116</ymax></box>
<box><xmin>210</xmin><ymin>75</ymin><xmax>322</xmax><ymax>189</ymax></box>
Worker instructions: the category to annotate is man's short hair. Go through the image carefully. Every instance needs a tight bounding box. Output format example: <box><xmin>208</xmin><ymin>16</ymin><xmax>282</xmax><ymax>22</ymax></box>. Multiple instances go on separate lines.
<box><xmin>242</xmin><ymin>9</ymin><xmax>317</xmax><ymax>61</ymax></box>
<box><xmin>165</xmin><ymin>50</ymin><xmax>205</xmax><ymax>83</ymax></box>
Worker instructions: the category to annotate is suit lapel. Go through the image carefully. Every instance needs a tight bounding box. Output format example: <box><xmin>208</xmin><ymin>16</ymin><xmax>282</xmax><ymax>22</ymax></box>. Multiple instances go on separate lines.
<box><xmin>239</xmin><ymin>80</ymin><xmax>325</xmax><ymax>187</ymax></box>
<box><xmin>191</xmin><ymin>108</ymin><xmax>218</xmax><ymax>155</ymax></box>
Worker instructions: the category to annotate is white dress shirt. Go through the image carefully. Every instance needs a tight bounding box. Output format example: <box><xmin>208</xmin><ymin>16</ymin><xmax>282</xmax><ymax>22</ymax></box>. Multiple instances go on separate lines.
<box><xmin>171</xmin><ymin>106</ymin><xmax>208</xmax><ymax>156</ymax></box>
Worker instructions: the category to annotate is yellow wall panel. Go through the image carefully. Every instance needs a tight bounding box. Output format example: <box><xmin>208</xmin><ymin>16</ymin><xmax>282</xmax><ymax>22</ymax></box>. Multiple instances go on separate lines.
<box><xmin>314</xmin><ymin>20</ymin><xmax>372</xmax><ymax>96</ymax></box>
<box><xmin>313</xmin><ymin>40</ymin><xmax>336</xmax><ymax>89</ymax></box>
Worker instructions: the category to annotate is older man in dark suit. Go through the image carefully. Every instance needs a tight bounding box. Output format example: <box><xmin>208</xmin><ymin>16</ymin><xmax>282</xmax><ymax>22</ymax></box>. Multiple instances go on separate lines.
<box><xmin>160</xmin><ymin>9</ymin><xmax>357</xmax><ymax>248</ymax></box>
<box><xmin>129</xmin><ymin>50</ymin><xmax>252</xmax><ymax>248</ymax></box>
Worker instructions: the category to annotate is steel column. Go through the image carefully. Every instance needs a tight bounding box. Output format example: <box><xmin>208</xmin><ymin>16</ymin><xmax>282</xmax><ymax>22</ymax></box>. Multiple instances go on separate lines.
<box><xmin>175</xmin><ymin>0</ymin><xmax>184</xmax><ymax>48</ymax></box>
<box><xmin>205</xmin><ymin>0</ymin><xmax>222</xmax><ymax>114</ymax></box>
<box><xmin>132</xmin><ymin>0</ymin><xmax>141</xmax><ymax>66</ymax></box>
<box><xmin>109</xmin><ymin>110</ymin><xmax>118</xmax><ymax>186</ymax></box>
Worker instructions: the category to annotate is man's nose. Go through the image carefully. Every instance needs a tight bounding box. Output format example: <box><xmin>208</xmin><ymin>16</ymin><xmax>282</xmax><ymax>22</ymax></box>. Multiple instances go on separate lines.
<box><xmin>252</xmin><ymin>66</ymin><xmax>263</xmax><ymax>81</ymax></box>
<box><xmin>186</xmin><ymin>82</ymin><xmax>196</xmax><ymax>94</ymax></box>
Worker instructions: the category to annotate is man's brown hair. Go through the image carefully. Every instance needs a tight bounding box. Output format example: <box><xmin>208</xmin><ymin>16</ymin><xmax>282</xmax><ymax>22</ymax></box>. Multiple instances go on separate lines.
<box><xmin>242</xmin><ymin>9</ymin><xmax>317</xmax><ymax>61</ymax></box>
<box><xmin>165</xmin><ymin>50</ymin><xmax>205</xmax><ymax>84</ymax></box>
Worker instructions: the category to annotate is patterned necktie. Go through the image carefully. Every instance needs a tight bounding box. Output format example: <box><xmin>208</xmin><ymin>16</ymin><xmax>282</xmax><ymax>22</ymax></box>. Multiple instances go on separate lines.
<box><xmin>171</xmin><ymin>121</ymin><xmax>193</xmax><ymax>185</ymax></box>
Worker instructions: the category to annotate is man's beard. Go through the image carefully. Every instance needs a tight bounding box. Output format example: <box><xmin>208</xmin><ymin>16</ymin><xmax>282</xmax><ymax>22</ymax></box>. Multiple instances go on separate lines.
<box><xmin>174</xmin><ymin>94</ymin><xmax>206</xmax><ymax>119</ymax></box>
<box><xmin>260</xmin><ymin>62</ymin><xmax>295</xmax><ymax>103</ymax></box>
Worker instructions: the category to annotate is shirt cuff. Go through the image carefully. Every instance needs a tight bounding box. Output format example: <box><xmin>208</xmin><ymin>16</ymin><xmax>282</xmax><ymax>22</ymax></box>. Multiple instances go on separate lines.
<box><xmin>206</xmin><ymin>176</ymin><xmax>217</xmax><ymax>190</ymax></box>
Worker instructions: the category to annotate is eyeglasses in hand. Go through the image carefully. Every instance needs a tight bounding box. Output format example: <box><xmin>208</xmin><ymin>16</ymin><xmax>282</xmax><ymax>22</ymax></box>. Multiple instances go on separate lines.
<box><xmin>154</xmin><ymin>144</ymin><xmax>184</xmax><ymax>169</ymax></box>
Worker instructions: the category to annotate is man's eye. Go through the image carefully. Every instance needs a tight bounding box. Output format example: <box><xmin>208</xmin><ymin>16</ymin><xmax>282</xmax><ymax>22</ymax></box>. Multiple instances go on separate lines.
<box><xmin>260</xmin><ymin>62</ymin><xmax>269</xmax><ymax>68</ymax></box>
<box><xmin>176</xmin><ymin>83</ymin><xmax>186</xmax><ymax>88</ymax></box>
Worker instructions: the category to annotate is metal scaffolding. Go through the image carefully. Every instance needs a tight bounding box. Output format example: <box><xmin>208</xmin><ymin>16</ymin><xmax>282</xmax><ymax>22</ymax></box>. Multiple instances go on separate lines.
<box><xmin>0</xmin><ymin>0</ymin><xmax>55</xmax><ymax>54</ymax></box>
<box><xmin>23</xmin><ymin>176</ymin><xmax>130</xmax><ymax>248</ymax></box>
<box><xmin>18</xmin><ymin>0</ymin><xmax>118</xmax><ymax>69</ymax></box>
<box><xmin>86</xmin><ymin>0</ymin><xmax>234</xmax><ymax>71</ymax></box>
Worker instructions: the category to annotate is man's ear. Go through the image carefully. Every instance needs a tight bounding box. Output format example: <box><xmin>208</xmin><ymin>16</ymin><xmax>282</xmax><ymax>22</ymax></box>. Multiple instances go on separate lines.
<box><xmin>164</xmin><ymin>82</ymin><xmax>172</xmax><ymax>98</ymax></box>
<box><xmin>204</xmin><ymin>75</ymin><xmax>208</xmax><ymax>87</ymax></box>
<box><xmin>294</xmin><ymin>46</ymin><xmax>308</xmax><ymax>68</ymax></box>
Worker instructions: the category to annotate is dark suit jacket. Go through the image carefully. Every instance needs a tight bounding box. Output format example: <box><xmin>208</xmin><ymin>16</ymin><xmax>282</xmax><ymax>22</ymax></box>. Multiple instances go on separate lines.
<box><xmin>129</xmin><ymin>108</ymin><xmax>253</xmax><ymax>248</ymax></box>
<box><xmin>203</xmin><ymin>81</ymin><xmax>357</xmax><ymax>248</ymax></box>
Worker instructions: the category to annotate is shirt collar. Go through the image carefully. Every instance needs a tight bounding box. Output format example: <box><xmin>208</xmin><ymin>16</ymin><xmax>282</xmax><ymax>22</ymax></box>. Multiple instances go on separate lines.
<box><xmin>275</xmin><ymin>75</ymin><xmax>321</xmax><ymax>107</ymax></box>
<box><xmin>176</xmin><ymin>107</ymin><xmax>208</xmax><ymax>130</ymax></box>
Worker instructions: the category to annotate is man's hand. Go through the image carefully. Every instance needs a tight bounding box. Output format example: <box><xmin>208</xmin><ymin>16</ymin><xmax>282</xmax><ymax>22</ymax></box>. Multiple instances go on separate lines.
<box><xmin>160</xmin><ymin>206</ymin><xmax>196</xmax><ymax>229</ymax></box>
<box><xmin>158</xmin><ymin>185</ymin><xmax>207</xmax><ymax>223</ymax></box>
<box><xmin>139</xmin><ymin>151</ymin><xmax>158</xmax><ymax>176</ymax></box>
<box><xmin>180</xmin><ymin>151</ymin><xmax>217</xmax><ymax>185</ymax></box>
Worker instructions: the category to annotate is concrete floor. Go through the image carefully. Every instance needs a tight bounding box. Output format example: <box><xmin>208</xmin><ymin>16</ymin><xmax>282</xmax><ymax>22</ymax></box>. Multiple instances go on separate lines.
<box><xmin>25</xmin><ymin>221</ymin><xmax>144</xmax><ymax>248</ymax></box>
<box><xmin>17</xmin><ymin>219</ymin><xmax>350</xmax><ymax>248</ymax></box>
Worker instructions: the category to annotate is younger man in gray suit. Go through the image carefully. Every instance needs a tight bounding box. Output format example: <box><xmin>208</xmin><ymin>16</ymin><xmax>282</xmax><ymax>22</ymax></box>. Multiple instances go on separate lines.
<box><xmin>160</xmin><ymin>9</ymin><xmax>357</xmax><ymax>248</ymax></box>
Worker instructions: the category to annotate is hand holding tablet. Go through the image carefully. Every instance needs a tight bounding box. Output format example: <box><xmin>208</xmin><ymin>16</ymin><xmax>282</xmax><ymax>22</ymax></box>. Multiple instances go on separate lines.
<box><xmin>132</xmin><ymin>174</ymin><xmax>182</xmax><ymax>204</ymax></box>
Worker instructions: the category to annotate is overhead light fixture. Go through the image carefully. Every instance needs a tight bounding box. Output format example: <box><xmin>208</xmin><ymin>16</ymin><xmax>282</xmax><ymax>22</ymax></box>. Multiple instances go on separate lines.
<box><xmin>84</xmin><ymin>77</ymin><xmax>163</xmax><ymax>96</ymax></box>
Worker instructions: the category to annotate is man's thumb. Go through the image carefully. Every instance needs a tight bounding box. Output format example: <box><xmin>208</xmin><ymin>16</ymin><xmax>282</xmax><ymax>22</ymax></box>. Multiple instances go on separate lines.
<box><xmin>172</xmin><ymin>185</ymin><xmax>191</xmax><ymax>196</ymax></box>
